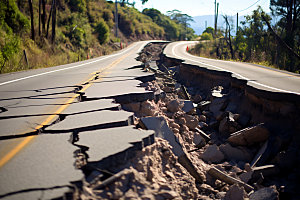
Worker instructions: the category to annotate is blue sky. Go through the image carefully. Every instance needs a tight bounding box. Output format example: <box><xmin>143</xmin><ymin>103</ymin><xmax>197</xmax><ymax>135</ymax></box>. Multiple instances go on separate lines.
<box><xmin>134</xmin><ymin>0</ymin><xmax>271</xmax><ymax>17</ymax></box>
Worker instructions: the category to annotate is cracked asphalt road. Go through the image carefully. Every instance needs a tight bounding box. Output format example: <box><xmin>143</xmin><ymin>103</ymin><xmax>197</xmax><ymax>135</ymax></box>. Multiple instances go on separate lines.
<box><xmin>0</xmin><ymin>41</ymin><xmax>156</xmax><ymax>199</ymax></box>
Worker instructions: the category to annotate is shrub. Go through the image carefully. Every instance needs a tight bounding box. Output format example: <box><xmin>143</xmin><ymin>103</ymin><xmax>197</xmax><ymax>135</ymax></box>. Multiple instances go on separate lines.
<box><xmin>95</xmin><ymin>19</ymin><xmax>110</xmax><ymax>44</ymax></box>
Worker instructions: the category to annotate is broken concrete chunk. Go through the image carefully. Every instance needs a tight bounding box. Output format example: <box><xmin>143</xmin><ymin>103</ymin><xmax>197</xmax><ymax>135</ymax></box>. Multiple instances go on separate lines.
<box><xmin>201</xmin><ymin>144</ymin><xmax>225</xmax><ymax>163</ymax></box>
<box><xmin>193</xmin><ymin>132</ymin><xmax>206</xmax><ymax>148</ymax></box>
<box><xmin>219</xmin><ymin>143</ymin><xmax>253</xmax><ymax>163</ymax></box>
<box><xmin>239</xmin><ymin>171</ymin><xmax>254</xmax><ymax>183</ymax></box>
<box><xmin>180</xmin><ymin>100</ymin><xmax>195</xmax><ymax>113</ymax></box>
<box><xmin>249</xmin><ymin>186</ymin><xmax>279</xmax><ymax>200</ymax></box>
<box><xmin>224</xmin><ymin>184</ymin><xmax>248</xmax><ymax>200</ymax></box>
<box><xmin>209</xmin><ymin>97</ymin><xmax>229</xmax><ymax>118</ymax></box>
<box><xmin>227</xmin><ymin>123</ymin><xmax>270</xmax><ymax>146</ymax></box>
<box><xmin>140</xmin><ymin>117</ymin><xmax>184</xmax><ymax>157</ymax></box>
<box><xmin>167</xmin><ymin>99</ymin><xmax>182</xmax><ymax>113</ymax></box>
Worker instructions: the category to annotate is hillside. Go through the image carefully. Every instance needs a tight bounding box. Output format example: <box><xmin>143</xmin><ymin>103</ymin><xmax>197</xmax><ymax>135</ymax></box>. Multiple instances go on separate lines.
<box><xmin>0</xmin><ymin>0</ymin><xmax>191</xmax><ymax>74</ymax></box>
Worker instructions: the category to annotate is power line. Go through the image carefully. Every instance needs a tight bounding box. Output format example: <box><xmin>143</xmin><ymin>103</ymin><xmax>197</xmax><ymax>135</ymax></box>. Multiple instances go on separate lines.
<box><xmin>237</xmin><ymin>0</ymin><xmax>261</xmax><ymax>13</ymax></box>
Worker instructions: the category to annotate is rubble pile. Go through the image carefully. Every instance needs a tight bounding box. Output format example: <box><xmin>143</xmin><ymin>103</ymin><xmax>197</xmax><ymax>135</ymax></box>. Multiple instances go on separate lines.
<box><xmin>82</xmin><ymin>43</ymin><xmax>300</xmax><ymax>199</ymax></box>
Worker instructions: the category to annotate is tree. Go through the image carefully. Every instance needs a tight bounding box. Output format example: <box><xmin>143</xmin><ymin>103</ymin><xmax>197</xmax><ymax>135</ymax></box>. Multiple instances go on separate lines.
<box><xmin>200</xmin><ymin>32</ymin><xmax>213</xmax><ymax>41</ymax></box>
<box><xmin>167</xmin><ymin>10</ymin><xmax>194</xmax><ymax>40</ymax></box>
<box><xmin>203</xmin><ymin>27</ymin><xmax>214</xmax><ymax>35</ymax></box>
<box><xmin>270</xmin><ymin>0</ymin><xmax>300</xmax><ymax>71</ymax></box>
<box><xmin>223</xmin><ymin>15</ymin><xmax>234</xmax><ymax>59</ymax></box>
<box><xmin>143</xmin><ymin>8</ymin><xmax>180</xmax><ymax>40</ymax></box>
<box><xmin>28</xmin><ymin>0</ymin><xmax>35</xmax><ymax>41</ymax></box>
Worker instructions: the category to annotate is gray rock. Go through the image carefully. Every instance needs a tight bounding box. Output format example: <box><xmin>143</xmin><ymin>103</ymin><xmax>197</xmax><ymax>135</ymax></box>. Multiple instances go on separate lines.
<box><xmin>219</xmin><ymin>143</ymin><xmax>253</xmax><ymax>163</ymax></box>
<box><xmin>201</xmin><ymin>144</ymin><xmax>225</xmax><ymax>163</ymax></box>
<box><xmin>193</xmin><ymin>132</ymin><xmax>206</xmax><ymax>148</ymax></box>
<box><xmin>181</xmin><ymin>100</ymin><xmax>195</xmax><ymax>113</ymax></box>
<box><xmin>209</xmin><ymin>97</ymin><xmax>228</xmax><ymax>117</ymax></box>
<box><xmin>249</xmin><ymin>186</ymin><xmax>279</xmax><ymax>200</ymax></box>
<box><xmin>224</xmin><ymin>184</ymin><xmax>247</xmax><ymax>200</ymax></box>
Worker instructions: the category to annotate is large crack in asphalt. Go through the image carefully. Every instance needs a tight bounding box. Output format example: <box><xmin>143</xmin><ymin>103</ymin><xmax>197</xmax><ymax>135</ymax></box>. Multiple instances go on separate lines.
<box><xmin>76</xmin><ymin>42</ymin><xmax>300</xmax><ymax>199</ymax></box>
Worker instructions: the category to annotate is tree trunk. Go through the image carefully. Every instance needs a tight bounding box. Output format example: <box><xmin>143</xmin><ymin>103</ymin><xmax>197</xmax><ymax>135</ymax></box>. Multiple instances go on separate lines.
<box><xmin>39</xmin><ymin>0</ymin><xmax>41</xmax><ymax>36</ymax></box>
<box><xmin>28</xmin><ymin>0</ymin><xmax>35</xmax><ymax>41</ymax></box>
<box><xmin>46</xmin><ymin>0</ymin><xmax>53</xmax><ymax>38</ymax></box>
<box><xmin>51</xmin><ymin>0</ymin><xmax>56</xmax><ymax>43</ymax></box>
<box><xmin>41</xmin><ymin>0</ymin><xmax>46</xmax><ymax>34</ymax></box>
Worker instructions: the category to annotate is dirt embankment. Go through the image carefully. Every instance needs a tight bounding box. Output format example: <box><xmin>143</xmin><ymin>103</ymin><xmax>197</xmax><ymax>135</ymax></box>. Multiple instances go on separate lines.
<box><xmin>80</xmin><ymin>43</ymin><xmax>300</xmax><ymax>200</ymax></box>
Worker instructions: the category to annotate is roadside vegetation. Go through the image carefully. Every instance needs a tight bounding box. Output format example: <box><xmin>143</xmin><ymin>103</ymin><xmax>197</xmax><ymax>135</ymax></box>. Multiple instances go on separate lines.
<box><xmin>0</xmin><ymin>0</ymin><xmax>196</xmax><ymax>74</ymax></box>
<box><xmin>190</xmin><ymin>1</ymin><xmax>300</xmax><ymax>73</ymax></box>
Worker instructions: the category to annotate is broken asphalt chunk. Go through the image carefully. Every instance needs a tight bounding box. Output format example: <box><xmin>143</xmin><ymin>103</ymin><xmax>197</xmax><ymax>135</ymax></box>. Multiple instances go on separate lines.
<box><xmin>227</xmin><ymin>123</ymin><xmax>270</xmax><ymax>146</ymax></box>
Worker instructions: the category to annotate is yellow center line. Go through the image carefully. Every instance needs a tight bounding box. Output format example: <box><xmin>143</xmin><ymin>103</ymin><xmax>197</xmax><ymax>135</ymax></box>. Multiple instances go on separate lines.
<box><xmin>0</xmin><ymin>50</ymin><xmax>134</xmax><ymax>168</ymax></box>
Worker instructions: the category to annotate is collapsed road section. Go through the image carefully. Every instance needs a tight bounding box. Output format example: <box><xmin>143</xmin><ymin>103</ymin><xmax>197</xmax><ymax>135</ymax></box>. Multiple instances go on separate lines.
<box><xmin>78</xmin><ymin>42</ymin><xmax>300</xmax><ymax>199</ymax></box>
<box><xmin>1</xmin><ymin>41</ymin><xmax>299</xmax><ymax>200</ymax></box>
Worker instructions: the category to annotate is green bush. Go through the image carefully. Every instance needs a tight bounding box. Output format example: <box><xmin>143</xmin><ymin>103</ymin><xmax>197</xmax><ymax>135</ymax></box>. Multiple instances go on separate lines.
<box><xmin>69</xmin><ymin>0</ymin><xmax>87</xmax><ymax>12</ymax></box>
<box><xmin>200</xmin><ymin>32</ymin><xmax>213</xmax><ymax>41</ymax></box>
<box><xmin>95</xmin><ymin>20</ymin><xmax>110</xmax><ymax>44</ymax></box>
<box><xmin>0</xmin><ymin>34</ymin><xmax>20</xmax><ymax>72</ymax></box>
<box><xmin>0</xmin><ymin>0</ymin><xmax>29</xmax><ymax>34</ymax></box>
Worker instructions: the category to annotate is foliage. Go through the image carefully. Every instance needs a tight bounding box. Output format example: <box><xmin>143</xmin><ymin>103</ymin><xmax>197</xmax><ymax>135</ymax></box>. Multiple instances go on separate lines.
<box><xmin>95</xmin><ymin>19</ymin><xmax>110</xmax><ymax>44</ymax></box>
<box><xmin>0</xmin><ymin>0</ymin><xmax>30</xmax><ymax>34</ymax></box>
<box><xmin>203</xmin><ymin>27</ymin><xmax>214</xmax><ymax>35</ymax></box>
<box><xmin>200</xmin><ymin>32</ymin><xmax>213</xmax><ymax>41</ymax></box>
<box><xmin>69</xmin><ymin>0</ymin><xmax>87</xmax><ymax>13</ymax></box>
<box><xmin>142</xmin><ymin>8</ymin><xmax>179</xmax><ymax>40</ymax></box>
<box><xmin>192</xmin><ymin>6</ymin><xmax>299</xmax><ymax>73</ymax></box>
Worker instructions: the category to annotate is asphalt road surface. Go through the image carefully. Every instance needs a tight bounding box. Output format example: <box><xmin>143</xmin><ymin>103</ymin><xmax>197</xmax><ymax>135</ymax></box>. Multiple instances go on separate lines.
<box><xmin>164</xmin><ymin>41</ymin><xmax>300</xmax><ymax>95</ymax></box>
<box><xmin>0</xmin><ymin>41</ymin><xmax>155</xmax><ymax>199</ymax></box>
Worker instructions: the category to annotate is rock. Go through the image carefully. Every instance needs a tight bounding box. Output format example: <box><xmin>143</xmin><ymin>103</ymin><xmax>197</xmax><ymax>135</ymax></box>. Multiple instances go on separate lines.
<box><xmin>140</xmin><ymin>100</ymin><xmax>158</xmax><ymax>116</ymax></box>
<box><xmin>184</xmin><ymin>114</ymin><xmax>199</xmax><ymax>130</ymax></box>
<box><xmin>219</xmin><ymin>143</ymin><xmax>253</xmax><ymax>163</ymax></box>
<box><xmin>224</xmin><ymin>184</ymin><xmax>247</xmax><ymax>200</ymax></box>
<box><xmin>249</xmin><ymin>186</ymin><xmax>279</xmax><ymax>200</ymax></box>
<box><xmin>239</xmin><ymin>171</ymin><xmax>253</xmax><ymax>183</ymax></box>
<box><xmin>201</xmin><ymin>144</ymin><xmax>225</xmax><ymax>163</ymax></box>
<box><xmin>181</xmin><ymin>100</ymin><xmax>195</xmax><ymax>113</ymax></box>
<box><xmin>227</xmin><ymin>123</ymin><xmax>270</xmax><ymax>146</ymax></box>
<box><xmin>167</xmin><ymin>99</ymin><xmax>182</xmax><ymax>113</ymax></box>
<box><xmin>193</xmin><ymin>132</ymin><xmax>206</xmax><ymax>148</ymax></box>
<box><xmin>209</xmin><ymin>97</ymin><xmax>228</xmax><ymax>117</ymax></box>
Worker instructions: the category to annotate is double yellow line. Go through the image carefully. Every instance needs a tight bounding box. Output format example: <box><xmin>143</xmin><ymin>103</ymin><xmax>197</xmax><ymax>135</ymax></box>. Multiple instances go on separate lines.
<box><xmin>0</xmin><ymin>51</ymin><xmax>133</xmax><ymax>168</ymax></box>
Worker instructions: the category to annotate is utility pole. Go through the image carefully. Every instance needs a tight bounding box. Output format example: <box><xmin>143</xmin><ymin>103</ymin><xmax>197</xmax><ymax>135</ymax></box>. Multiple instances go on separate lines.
<box><xmin>236</xmin><ymin>12</ymin><xmax>239</xmax><ymax>34</ymax></box>
<box><xmin>214</xmin><ymin>0</ymin><xmax>219</xmax><ymax>37</ymax></box>
<box><xmin>115</xmin><ymin>0</ymin><xmax>118</xmax><ymax>38</ymax></box>
<box><xmin>205</xmin><ymin>20</ymin><xmax>207</xmax><ymax>29</ymax></box>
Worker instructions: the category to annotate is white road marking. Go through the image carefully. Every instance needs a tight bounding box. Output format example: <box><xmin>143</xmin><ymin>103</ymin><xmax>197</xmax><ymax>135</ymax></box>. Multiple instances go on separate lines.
<box><xmin>0</xmin><ymin>42</ymin><xmax>142</xmax><ymax>86</ymax></box>
<box><xmin>171</xmin><ymin>42</ymin><xmax>300</xmax><ymax>95</ymax></box>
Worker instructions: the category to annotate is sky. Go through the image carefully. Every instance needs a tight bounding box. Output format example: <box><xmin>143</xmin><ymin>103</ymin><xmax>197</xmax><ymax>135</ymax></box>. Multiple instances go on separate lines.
<box><xmin>134</xmin><ymin>0</ymin><xmax>271</xmax><ymax>17</ymax></box>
